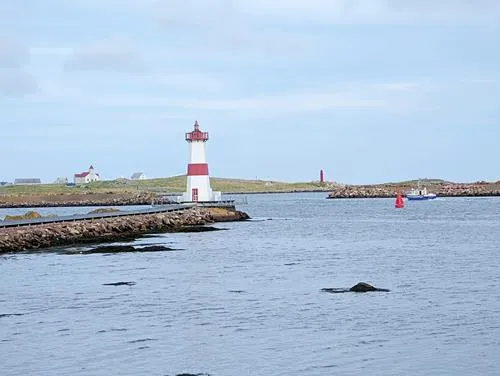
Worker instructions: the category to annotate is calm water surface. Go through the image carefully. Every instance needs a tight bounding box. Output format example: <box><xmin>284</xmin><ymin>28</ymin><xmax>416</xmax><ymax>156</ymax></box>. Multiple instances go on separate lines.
<box><xmin>1</xmin><ymin>193</ymin><xmax>499</xmax><ymax>375</ymax></box>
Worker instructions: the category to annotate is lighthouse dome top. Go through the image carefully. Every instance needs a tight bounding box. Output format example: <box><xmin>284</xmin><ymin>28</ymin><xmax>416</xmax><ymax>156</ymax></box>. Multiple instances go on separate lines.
<box><xmin>185</xmin><ymin>120</ymin><xmax>209</xmax><ymax>142</ymax></box>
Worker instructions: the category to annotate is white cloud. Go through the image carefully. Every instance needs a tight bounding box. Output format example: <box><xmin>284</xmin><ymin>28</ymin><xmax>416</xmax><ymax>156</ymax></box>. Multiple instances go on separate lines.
<box><xmin>0</xmin><ymin>38</ymin><xmax>37</xmax><ymax>97</ymax></box>
<box><xmin>238</xmin><ymin>0</ymin><xmax>500</xmax><ymax>24</ymax></box>
<box><xmin>0</xmin><ymin>69</ymin><xmax>37</xmax><ymax>97</ymax></box>
<box><xmin>0</xmin><ymin>38</ymin><xmax>29</xmax><ymax>68</ymax></box>
<box><xmin>64</xmin><ymin>36</ymin><xmax>146</xmax><ymax>72</ymax></box>
<box><xmin>61</xmin><ymin>0</ymin><xmax>500</xmax><ymax>22</ymax></box>
<box><xmin>30</xmin><ymin>47</ymin><xmax>73</xmax><ymax>57</ymax></box>
<box><xmin>25</xmin><ymin>81</ymin><xmax>420</xmax><ymax>114</ymax></box>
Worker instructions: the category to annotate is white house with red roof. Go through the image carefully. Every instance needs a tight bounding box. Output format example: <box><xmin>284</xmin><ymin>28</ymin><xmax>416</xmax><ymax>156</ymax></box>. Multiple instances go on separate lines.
<box><xmin>74</xmin><ymin>165</ymin><xmax>100</xmax><ymax>184</ymax></box>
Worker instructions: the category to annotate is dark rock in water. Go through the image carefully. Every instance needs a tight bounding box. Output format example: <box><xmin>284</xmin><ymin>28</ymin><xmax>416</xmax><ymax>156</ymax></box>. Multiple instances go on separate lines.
<box><xmin>173</xmin><ymin>374</ymin><xmax>210</xmax><ymax>376</ymax></box>
<box><xmin>103</xmin><ymin>281</ymin><xmax>136</xmax><ymax>286</ymax></box>
<box><xmin>350</xmin><ymin>282</ymin><xmax>390</xmax><ymax>292</ymax></box>
<box><xmin>82</xmin><ymin>245</ymin><xmax>174</xmax><ymax>254</ymax></box>
<box><xmin>322</xmin><ymin>282</ymin><xmax>390</xmax><ymax>294</ymax></box>
<box><xmin>136</xmin><ymin>245</ymin><xmax>175</xmax><ymax>252</ymax></box>
<box><xmin>321</xmin><ymin>288</ymin><xmax>350</xmax><ymax>294</ymax></box>
<box><xmin>83</xmin><ymin>245</ymin><xmax>136</xmax><ymax>254</ymax></box>
<box><xmin>0</xmin><ymin>313</ymin><xmax>25</xmax><ymax>318</ymax></box>
<box><xmin>177</xmin><ymin>226</ymin><xmax>224</xmax><ymax>233</ymax></box>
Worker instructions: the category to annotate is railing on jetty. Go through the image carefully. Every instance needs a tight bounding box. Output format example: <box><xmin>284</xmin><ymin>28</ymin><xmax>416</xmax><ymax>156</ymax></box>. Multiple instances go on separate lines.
<box><xmin>0</xmin><ymin>204</ymin><xmax>193</xmax><ymax>229</ymax></box>
<box><xmin>222</xmin><ymin>195</ymin><xmax>248</xmax><ymax>205</ymax></box>
<box><xmin>172</xmin><ymin>200</ymin><xmax>238</xmax><ymax>209</ymax></box>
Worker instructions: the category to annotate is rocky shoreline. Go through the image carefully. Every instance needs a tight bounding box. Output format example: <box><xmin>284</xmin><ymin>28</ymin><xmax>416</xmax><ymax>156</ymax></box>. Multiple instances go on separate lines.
<box><xmin>327</xmin><ymin>182</ymin><xmax>500</xmax><ymax>199</ymax></box>
<box><xmin>0</xmin><ymin>207</ymin><xmax>249</xmax><ymax>253</ymax></box>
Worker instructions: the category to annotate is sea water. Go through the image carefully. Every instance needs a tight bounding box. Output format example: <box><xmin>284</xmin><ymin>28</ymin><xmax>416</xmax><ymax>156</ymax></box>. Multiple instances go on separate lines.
<box><xmin>1</xmin><ymin>193</ymin><xmax>499</xmax><ymax>376</ymax></box>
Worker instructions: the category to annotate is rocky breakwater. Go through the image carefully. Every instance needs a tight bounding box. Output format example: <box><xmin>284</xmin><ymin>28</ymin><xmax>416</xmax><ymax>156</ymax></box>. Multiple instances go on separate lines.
<box><xmin>0</xmin><ymin>207</ymin><xmax>249</xmax><ymax>253</ymax></box>
<box><xmin>327</xmin><ymin>185</ymin><xmax>397</xmax><ymax>199</ymax></box>
<box><xmin>0</xmin><ymin>192</ymin><xmax>172</xmax><ymax>208</ymax></box>
<box><xmin>438</xmin><ymin>182</ymin><xmax>500</xmax><ymax>197</ymax></box>
<box><xmin>327</xmin><ymin>181</ymin><xmax>500</xmax><ymax>199</ymax></box>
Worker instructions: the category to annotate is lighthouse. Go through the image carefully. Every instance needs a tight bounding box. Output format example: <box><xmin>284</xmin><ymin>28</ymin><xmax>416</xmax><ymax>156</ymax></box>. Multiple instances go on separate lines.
<box><xmin>180</xmin><ymin>121</ymin><xmax>221</xmax><ymax>203</ymax></box>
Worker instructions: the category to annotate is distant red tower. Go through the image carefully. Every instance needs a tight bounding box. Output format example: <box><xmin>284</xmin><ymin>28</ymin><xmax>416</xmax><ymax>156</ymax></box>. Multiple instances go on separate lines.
<box><xmin>320</xmin><ymin>169</ymin><xmax>324</xmax><ymax>184</ymax></box>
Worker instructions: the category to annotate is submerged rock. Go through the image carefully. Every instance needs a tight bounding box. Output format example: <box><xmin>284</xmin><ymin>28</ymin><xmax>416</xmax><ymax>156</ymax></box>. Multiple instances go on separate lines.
<box><xmin>103</xmin><ymin>281</ymin><xmax>136</xmax><ymax>286</ymax></box>
<box><xmin>321</xmin><ymin>288</ymin><xmax>350</xmax><ymax>294</ymax></box>
<box><xmin>81</xmin><ymin>245</ymin><xmax>174</xmax><ymax>254</ymax></box>
<box><xmin>322</xmin><ymin>282</ymin><xmax>390</xmax><ymax>294</ymax></box>
<box><xmin>176</xmin><ymin>226</ymin><xmax>224</xmax><ymax>233</ymax></box>
<box><xmin>4</xmin><ymin>211</ymin><xmax>42</xmax><ymax>221</ymax></box>
<box><xmin>350</xmin><ymin>282</ymin><xmax>390</xmax><ymax>292</ymax></box>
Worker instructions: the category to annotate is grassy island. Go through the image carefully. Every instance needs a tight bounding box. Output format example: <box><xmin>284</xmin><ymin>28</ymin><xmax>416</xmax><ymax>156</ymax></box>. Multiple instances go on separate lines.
<box><xmin>1</xmin><ymin>176</ymin><xmax>499</xmax><ymax>207</ymax></box>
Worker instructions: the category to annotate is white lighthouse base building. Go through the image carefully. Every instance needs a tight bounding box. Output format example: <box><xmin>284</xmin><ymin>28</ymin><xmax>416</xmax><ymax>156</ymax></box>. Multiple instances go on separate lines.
<box><xmin>180</xmin><ymin>175</ymin><xmax>221</xmax><ymax>203</ymax></box>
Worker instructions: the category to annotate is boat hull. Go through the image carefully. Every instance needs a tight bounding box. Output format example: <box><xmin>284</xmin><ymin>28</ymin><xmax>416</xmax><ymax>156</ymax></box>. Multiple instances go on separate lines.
<box><xmin>406</xmin><ymin>194</ymin><xmax>437</xmax><ymax>201</ymax></box>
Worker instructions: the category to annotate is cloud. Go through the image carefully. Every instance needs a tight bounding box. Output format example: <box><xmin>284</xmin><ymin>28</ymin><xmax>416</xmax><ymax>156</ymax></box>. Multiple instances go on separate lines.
<box><xmin>63</xmin><ymin>0</ymin><xmax>500</xmax><ymax>22</ymax></box>
<box><xmin>30</xmin><ymin>47</ymin><xmax>73</xmax><ymax>57</ymax></box>
<box><xmin>0</xmin><ymin>38</ymin><xmax>29</xmax><ymax>68</ymax></box>
<box><xmin>157</xmin><ymin>0</ymin><xmax>235</xmax><ymax>27</ymax></box>
<box><xmin>0</xmin><ymin>37</ymin><xmax>37</xmax><ymax>97</ymax></box>
<box><xmin>64</xmin><ymin>36</ymin><xmax>146</xmax><ymax>72</ymax></box>
<box><xmin>152</xmin><ymin>0</ymin><xmax>312</xmax><ymax>58</ymax></box>
<box><xmin>27</xmin><ymin>81</ymin><xmax>418</xmax><ymax>115</ymax></box>
<box><xmin>235</xmin><ymin>0</ymin><xmax>500</xmax><ymax>24</ymax></box>
<box><xmin>0</xmin><ymin>69</ymin><xmax>37</xmax><ymax>97</ymax></box>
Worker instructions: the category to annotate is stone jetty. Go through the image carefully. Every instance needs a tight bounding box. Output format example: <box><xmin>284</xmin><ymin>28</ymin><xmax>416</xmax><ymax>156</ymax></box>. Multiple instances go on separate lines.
<box><xmin>0</xmin><ymin>207</ymin><xmax>249</xmax><ymax>253</ymax></box>
<box><xmin>0</xmin><ymin>192</ymin><xmax>171</xmax><ymax>208</ymax></box>
<box><xmin>327</xmin><ymin>181</ymin><xmax>500</xmax><ymax>199</ymax></box>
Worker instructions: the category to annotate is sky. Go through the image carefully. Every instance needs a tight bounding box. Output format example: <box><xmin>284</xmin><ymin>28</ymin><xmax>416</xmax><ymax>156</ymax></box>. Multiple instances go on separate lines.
<box><xmin>1</xmin><ymin>0</ymin><xmax>499</xmax><ymax>184</ymax></box>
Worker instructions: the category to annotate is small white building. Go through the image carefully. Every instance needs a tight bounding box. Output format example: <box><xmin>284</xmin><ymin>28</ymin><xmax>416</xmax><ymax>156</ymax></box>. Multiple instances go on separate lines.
<box><xmin>131</xmin><ymin>172</ymin><xmax>146</xmax><ymax>180</ymax></box>
<box><xmin>54</xmin><ymin>177</ymin><xmax>68</xmax><ymax>185</ymax></box>
<box><xmin>74</xmin><ymin>165</ymin><xmax>100</xmax><ymax>184</ymax></box>
<box><xmin>14</xmin><ymin>178</ymin><xmax>41</xmax><ymax>185</ymax></box>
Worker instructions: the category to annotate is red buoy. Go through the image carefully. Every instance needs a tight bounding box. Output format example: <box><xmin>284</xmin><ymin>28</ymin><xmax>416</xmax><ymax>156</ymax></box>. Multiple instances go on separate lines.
<box><xmin>395</xmin><ymin>192</ymin><xmax>404</xmax><ymax>208</ymax></box>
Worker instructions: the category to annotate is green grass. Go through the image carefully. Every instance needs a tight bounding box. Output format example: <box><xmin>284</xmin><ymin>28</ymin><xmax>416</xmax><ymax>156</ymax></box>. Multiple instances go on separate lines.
<box><xmin>1</xmin><ymin>176</ymin><xmax>497</xmax><ymax>196</ymax></box>
<box><xmin>0</xmin><ymin>176</ymin><xmax>330</xmax><ymax>195</ymax></box>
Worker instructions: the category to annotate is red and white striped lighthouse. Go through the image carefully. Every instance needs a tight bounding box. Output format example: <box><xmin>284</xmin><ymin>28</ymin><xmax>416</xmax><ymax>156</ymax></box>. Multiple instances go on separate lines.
<box><xmin>180</xmin><ymin>121</ymin><xmax>221</xmax><ymax>202</ymax></box>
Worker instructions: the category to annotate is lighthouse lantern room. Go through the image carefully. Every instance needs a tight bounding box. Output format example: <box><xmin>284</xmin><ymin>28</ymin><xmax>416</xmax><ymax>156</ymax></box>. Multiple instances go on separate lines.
<box><xmin>180</xmin><ymin>121</ymin><xmax>221</xmax><ymax>203</ymax></box>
